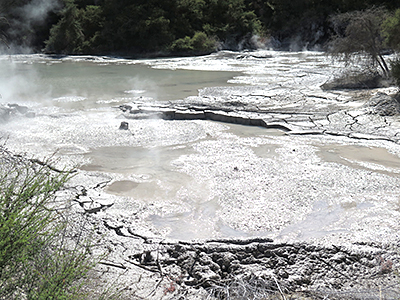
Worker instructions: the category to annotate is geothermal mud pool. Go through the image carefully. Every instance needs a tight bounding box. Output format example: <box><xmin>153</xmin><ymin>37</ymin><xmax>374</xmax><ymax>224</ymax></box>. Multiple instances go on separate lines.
<box><xmin>0</xmin><ymin>51</ymin><xmax>400</xmax><ymax>298</ymax></box>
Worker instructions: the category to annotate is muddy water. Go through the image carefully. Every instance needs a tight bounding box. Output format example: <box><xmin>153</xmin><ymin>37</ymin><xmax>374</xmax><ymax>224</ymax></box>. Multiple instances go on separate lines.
<box><xmin>317</xmin><ymin>144</ymin><xmax>400</xmax><ymax>176</ymax></box>
<box><xmin>0</xmin><ymin>55</ymin><xmax>240</xmax><ymax>108</ymax></box>
<box><xmin>81</xmin><ymin>123</ymin><xmax>400</xmax><ymax>241</ymax></box>
<box><xmin>81</xmin><ymin>145</ymin><xmax>197</xmax><ymax>201</ymax></box>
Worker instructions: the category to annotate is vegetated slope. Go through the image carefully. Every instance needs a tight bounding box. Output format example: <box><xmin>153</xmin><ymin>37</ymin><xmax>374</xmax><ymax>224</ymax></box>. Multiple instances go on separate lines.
<box><xmin>0</xmin><ymin>0</ymin><xmax>399</xmax><ymax>55</ymax></box>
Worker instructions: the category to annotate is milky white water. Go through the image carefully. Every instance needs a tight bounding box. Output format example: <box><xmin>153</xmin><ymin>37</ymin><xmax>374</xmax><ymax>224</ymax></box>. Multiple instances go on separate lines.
<box><xmin>0</xmin><ymin>54</ymin><xmax>240</xmax><ymax>108</ymax></box>
<box><xmin>0</xmin><ymin>51</ymin><xmax>400</xmax><ymax>244</ymax></box>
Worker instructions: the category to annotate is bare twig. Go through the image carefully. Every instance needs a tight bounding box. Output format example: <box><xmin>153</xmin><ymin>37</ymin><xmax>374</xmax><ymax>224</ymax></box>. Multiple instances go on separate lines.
<box><xmin>99</xmin><ymin>261</ymin><xmax>127</xmax><ymax>270</ymax></box>
<box><xmin>124</xmin><ymin>258</ymin><xmax>159</xmax><ymax>273</ymax></box>
<box><xmin>273</xmin><ymin>276</ymin><xmax>287</xmax><ymax>300</ymax></box>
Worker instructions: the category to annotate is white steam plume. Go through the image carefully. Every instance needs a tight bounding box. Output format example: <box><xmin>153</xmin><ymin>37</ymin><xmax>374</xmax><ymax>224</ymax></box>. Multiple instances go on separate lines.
<box><xmin>5</xmin><ymin>0</ymin><xmax>61</xmax><ymax>53</ymax></box>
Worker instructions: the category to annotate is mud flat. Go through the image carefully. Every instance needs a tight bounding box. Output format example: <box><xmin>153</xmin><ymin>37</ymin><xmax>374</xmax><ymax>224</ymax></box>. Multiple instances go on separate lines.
<box><xmin>1</xmin><ymin>51</ymin><xmax>400</xmax><ymax>299</ymax></box>
<box><xmin>76</xmin><ymin>89</ymin><xmax>400</xmax><ymax>299</ymax></box>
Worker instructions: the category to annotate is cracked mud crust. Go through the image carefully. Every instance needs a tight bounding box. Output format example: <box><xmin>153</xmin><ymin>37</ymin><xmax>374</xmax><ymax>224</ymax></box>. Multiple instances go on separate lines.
<box><xmin>118</xmin><ymin>86</ymin><xmax>400</xmax><ymax>145</ymax></box>
<box><xmin>74</xmin><ymin>204</ymin><xmax>400</xmax><ymax>300</ymax></box>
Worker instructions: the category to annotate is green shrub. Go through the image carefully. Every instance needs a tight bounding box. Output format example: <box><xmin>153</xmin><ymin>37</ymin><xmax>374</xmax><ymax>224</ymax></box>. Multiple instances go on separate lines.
<box><xmin>328</xmin><ymin>7</ymin><xmax>390</xmax><ymax>77</ymax></box>
<box><xmin>44</xmin><ymin>0</ymin><xmax>84</xmax><ymax>54</ymax></box>
<box><xmin>170</xmin><ymin>36</ymin><xmax>194</xmax><ymax>52</ymax></box>
<box><xmin>0</xmin><ymin>147</ymin><xmax>98</xmax><ymax>300</ymax></box>
<box><xmin>170</xmin><ymin>31</ymin><xmax>216</xmax><ymax>54</ymax></box>
<box><xmin>191</xmin><ymin>31</ymin><xmax>216</xmax><ymax>52</ymax></box>
<box><xmin>382</xmin><ymin>8</ymin><xmax>400</xmax><ymax>51</ymax></box>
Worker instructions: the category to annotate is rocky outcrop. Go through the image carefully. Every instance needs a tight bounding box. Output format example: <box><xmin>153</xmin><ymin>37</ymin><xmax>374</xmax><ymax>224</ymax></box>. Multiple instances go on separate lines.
<box><xmin>366</xmin><ymin>92</ymin><xmax>400</xmax><ymax>116</ymax></box>
<box><xmin>117</xmin><ymin>91</ymin><xmax>400</xmax><ymax>144</ymax></box>
<box><xmin>0</xmin><ymin>103</ymin><xmax>35</xmax><ymax>123</ymax></box>
<box><xmin>321</xmin><ymin>72</ymin><xmax>385</xmax><ymax>90</ymax></box>
<box><xmin>116</xmin><ymin>233</ymin><xmax>399</xmax><ymax>299</ymax></box>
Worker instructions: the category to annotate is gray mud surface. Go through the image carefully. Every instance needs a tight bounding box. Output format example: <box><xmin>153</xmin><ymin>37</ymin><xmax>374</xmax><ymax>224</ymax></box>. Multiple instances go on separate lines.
<box><xmin>71</xmin><ymin>85</ymin><xmax>400</xmax><ymax>298</ymax></box>
<box><xmin>1</xmin><ymin>51</ymin><xmax>400</xmax><ymax>299</ymax></box>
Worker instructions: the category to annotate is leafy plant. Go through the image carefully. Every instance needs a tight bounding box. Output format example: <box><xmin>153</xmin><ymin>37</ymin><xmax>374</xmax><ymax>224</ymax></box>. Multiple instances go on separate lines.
<box><xmin>382</xmin><ymin>8</ymin><xmax>400</xmax><ymax>51</ymax></box>
<box><xmin>0</xmin><ymin>146</ymin><xmax>98</xmax><ymax>299</ymax></box>
<box><xmin>170</xmin><ymin>31</ymin><xmax>216</xmax><ymax>53</ymax></box>
<box><xmin>44</xmin><ymin>0</ymin><xmax>84</xmax><ymax>54</ymax></box>
<box><xmin>0</xmin><ymin>17</ymin><xmax>9</xmax><ymax>49</ymax></box>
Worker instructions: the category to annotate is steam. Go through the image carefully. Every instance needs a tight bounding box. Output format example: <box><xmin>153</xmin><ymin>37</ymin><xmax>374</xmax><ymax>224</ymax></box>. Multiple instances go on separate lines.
<box><xmin>3</xmin><ymin>0</ymin><xmax>61</xmax><ymax>53</ymax></box>
<box><xmin>0</xmin><ymin>58</ymin><xmax>42</xmax><ymax>103</ymax></box>
<box><xmin>18</xmin><ymin>0</ymin><xmax>61</xmax><ymax>23</ymax></box>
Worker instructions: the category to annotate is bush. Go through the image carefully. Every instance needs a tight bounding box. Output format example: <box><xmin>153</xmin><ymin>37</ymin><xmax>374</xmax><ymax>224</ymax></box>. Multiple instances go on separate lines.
<box><xmin>191</xmin><ymin>31</ymin><xmax>216</xmax><ymax>52</ymax></box>
<box><xmin>0</xmin><ymin>17</ymin><xmax>9</xmax><ymax>50</ymax></box>
<box><xmin>170</xmin><ymin>31</ymin><xmax>216</xmax><ymax>54</ymax></box>
<box><xmin>44</xmin><ymin>0</ymin><xmax>84</xmax><ymax>54</ymax></box>
<box><xmin>0</xmin><ymin>146</ymin><xmax>98</xmax><ymax>299</ymax></box>
<box><xmin>382</xmin><ymin>8</ymin><xmax>400</xmax><ymax>51</ymax></box>
<box><xmin>170</xmin><ymin>36</ymin><xmax>193</xmax><ymax>52</ymax></box>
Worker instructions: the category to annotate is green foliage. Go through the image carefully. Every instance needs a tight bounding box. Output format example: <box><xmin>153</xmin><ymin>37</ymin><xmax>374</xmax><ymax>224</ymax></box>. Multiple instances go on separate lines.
<box><xmin>44</xmin><ymin>0</ymin><xmax>261</xmax><ymax>54</ymax></box>
<box><xmin>383</xmin><ymin>9</ymin><xmax>400</xmax><ymax>87</ymax></box>
<box><xmin>170</xmin><ymin>31</ymin><xmax>216</xmax><ymax>53</ymax></box>
<box><xmin>171</xmin><ymin>36</ymin><xmax>193</xmax><ymax>52</ymax></box>
<box><xmin>45</xmin><ymin>0</ymin><xmax>104</xmax><ymax>54</ymax></box>
<box><xmin>78</xmin><ymin>5</ymin><xmax>105</xmax><ymax>52</ymax></box>
<box><xmin>382</xmin><ymin>9</ymin><xmax>400</xmax><ymax>51</ymax></box>
<box><xmin>0</xmin><ymin>17</ymin><xmax>9</xmax><ymax>49</ymax></box>
<box><xmin>192</xmin><ymin>31</ymin><xmax>216</xmax><ymax>52</ymax></box>
<box><xmin>44</xmin><ymin>0</ymin><xmax>84</xmax><ymax>54</ymax></box>
<box><xmin>4</xmin><ymin>0</ymin><xmax>400</xmax><ymax>54</ymax></box>
<box><xmin>0</xmin><ymin>146</ymin><xmax>97</xmax><ymax>299</ymax></box>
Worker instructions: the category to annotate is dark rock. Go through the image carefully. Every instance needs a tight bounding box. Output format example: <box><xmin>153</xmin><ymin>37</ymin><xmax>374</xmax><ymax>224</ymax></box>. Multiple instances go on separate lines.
<box><xmin>119</xmin><ymin>104</ymin><xmax>132</xmax><ymax>112</ymax></box>
<box><xmin>0</xmin><ymin>106</ymin><xmax>11</xmax><ymax>122</ymax></box>
<box><xmin>174</xmin><ymin>110</ymin><xmax>205</xmax><ymax>120</ymax></box>
<box><xmin>128</xmin><ymin>238</ymin><xmax>400</xmax><ymax>298</ymax></box>
<box><xmin>366</xmin><ymin>92</ymin><xmax>400</xmax><ymax>116</ymax></box>
<box><xmin>321</xmin><ymin>72</ymin><xmax>383</xmax><ymax>90</ymax></box>
<box><xmin>119</xmin><ymin>121</ymin><xmax>129</xmax><ymax>130</ymax></box>
<box><xmin>8</xmin><ymin>104</ymin><xmax>28</xmax><ymax>114</ymax></box>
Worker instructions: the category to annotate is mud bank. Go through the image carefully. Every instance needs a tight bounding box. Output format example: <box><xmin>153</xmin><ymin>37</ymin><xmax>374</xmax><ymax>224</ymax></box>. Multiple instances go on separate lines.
<box><xmin>118</xmin><ymin>237</ymin><xmax>399</xmax><ymax>299</ymax></box>
<box><xmin>68</xmin><ymin>195</ymin><xmax>400</xmax><ymax>299</ymax></box>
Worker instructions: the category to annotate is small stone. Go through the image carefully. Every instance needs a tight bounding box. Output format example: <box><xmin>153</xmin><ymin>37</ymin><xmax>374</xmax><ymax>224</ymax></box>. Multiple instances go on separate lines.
<box><xmin>119</xmin><ymin>121</ymin><xmax>129</xmax><ymax>130</ymax></box>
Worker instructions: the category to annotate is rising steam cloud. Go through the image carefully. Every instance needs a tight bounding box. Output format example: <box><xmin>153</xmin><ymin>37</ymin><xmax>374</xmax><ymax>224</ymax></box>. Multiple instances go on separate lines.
<box><xmin>2</xmin><ymin>0</ymin><xmax>61</xmax><ymax>53</ymax></box>
<box><xmin>18</xmin><ymin>0</ymin><xmax>61</xmax><ymax>23</ymax></box>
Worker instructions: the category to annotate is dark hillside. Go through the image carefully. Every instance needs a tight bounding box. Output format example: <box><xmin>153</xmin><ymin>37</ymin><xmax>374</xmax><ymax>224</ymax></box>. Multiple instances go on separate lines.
<box><xmin>0</xmin><ymin>0</ymin><xmax>399</xmax><ymax>55</ymax></box>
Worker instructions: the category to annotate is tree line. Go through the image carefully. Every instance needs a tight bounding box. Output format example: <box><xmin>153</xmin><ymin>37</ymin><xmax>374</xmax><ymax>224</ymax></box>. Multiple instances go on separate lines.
<box><xmin>0</xmin><ymin>0</ymin><xmax>399</xmax><ymax>56</ymax></box>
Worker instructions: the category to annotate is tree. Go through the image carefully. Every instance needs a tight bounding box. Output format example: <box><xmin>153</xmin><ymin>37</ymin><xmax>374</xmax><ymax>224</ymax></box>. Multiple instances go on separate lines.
<box><xmin>0</xmin><ymin>17</ymin><xmax>10</xmax><ymax>49</ymax></box>
<box><xmin>328</xmin><ymin>7</ymin><xmax>390</xmax><ymax>77</ymax></box>
<box><xmin>382</xmin><ymin>8</ymin><xmax>400</xmax><ymax>51</ymax></box>
<box><xmin>170</xmin><ymin>31</ymin><xmax>216</xmax><ymax>54</ymax></box>
<box><xmin>382</xmin><ymin>9</ymin><xmax>400</xmax><ymax>87</ymax></box>
<box><xmin>44</xmin><ymin>0</ymin><xmax>84</xmax><ymax>54</ymax></box>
